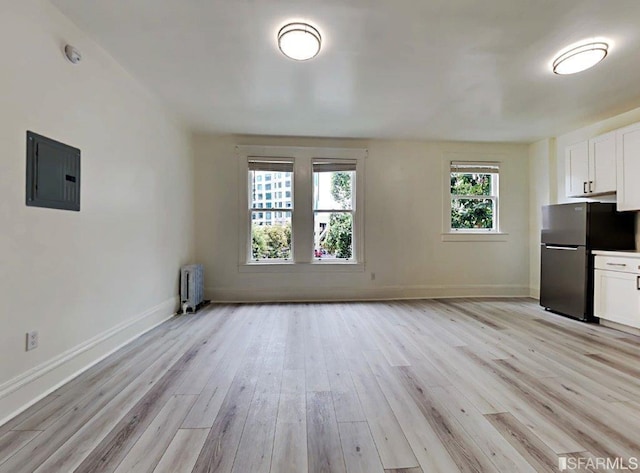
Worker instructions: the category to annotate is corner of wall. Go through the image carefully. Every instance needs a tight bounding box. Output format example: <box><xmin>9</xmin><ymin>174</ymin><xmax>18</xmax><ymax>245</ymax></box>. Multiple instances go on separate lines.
<box><xmin>0</xmin><ymin>297</ymin><xmax>177</xmax><ymax>427</ymax></box>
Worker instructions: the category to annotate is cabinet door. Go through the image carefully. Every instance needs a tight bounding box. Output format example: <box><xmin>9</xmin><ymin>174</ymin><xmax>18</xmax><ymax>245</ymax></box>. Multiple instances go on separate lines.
<box><xmin>616</xmin><ymin>122</ymin><xmax>640</xmax><ymax>211</ymax></box>
<box><xmin>565</xmin><ymin>141</ymin><xmax>589</xmax><ymax>197</ymax></box>
<box><xmin>589</xmin><ymin>131</ymin><xmax>616</xmax><ymax>194</ymax></box>
<box><xmin>594</xmin><ymin>269</ymin><xmax>640</xmax><ymax>328</ymax></box>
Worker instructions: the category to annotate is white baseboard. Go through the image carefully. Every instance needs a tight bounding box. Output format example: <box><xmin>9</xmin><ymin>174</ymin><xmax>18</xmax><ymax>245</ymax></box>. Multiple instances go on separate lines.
<box><xmin>207</xmin><ymin>284</ymin><xmax>530</xmax><ymax>303</ymax></box>
<box><xmin>600</xmin><ymin>319</ymin><xmax>640</xmax><ymax>336</ymax></box>
<box><xmin>0</xmin><ymin>296</ymin><xmax>178</xmax><ymax>428</ymax></box>
<box><xmin>529</xmin><ymin>286</ymin><xmax>540</xmax><ymax>299</ymax></box>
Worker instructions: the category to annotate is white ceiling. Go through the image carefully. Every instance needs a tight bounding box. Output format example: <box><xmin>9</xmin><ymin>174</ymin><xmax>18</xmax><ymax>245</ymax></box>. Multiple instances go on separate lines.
<box><xmin>51</xmin><ymin>0</ymin><xmax>640</xmax><ymax>142</ymax></box>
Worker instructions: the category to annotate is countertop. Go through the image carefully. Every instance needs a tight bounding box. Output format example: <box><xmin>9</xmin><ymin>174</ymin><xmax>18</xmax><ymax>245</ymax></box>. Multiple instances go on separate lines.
<box><xmin>592</xmin><ymin>250</ymin><xmax>640</xmax><ymax>258</ymax></box>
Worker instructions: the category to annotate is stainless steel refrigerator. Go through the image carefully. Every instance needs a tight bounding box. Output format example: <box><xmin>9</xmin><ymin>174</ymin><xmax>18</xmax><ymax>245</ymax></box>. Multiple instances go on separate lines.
<box><xmin>540</xmin><ymin>202</ymin><xmax>635</xmax><ymax>321</ymax></box>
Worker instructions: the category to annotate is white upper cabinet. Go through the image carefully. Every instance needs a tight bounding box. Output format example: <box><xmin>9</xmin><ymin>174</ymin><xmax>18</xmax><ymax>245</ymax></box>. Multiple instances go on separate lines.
<box><xmin>565</xmin><ymin>132</ymin><xmax>617</xmax><ymax>198</ymax></box>
<box><xmin>589</xmin><ymin>131</ymin><xmax>617</xmax><ymax>195</ymax></box>
<box><xmin>565</xmin><ymin>141</ymin><xmax>589</xmax><ymax>197</ymax></box>
<box><xmin>616</xmin><ymin>121</ymin><xmax>640</xmax><ymax>211</ymax></box>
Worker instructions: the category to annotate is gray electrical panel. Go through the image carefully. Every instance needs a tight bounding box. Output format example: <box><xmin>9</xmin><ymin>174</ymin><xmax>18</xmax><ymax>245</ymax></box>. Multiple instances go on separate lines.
<box><xmin>26</xmin><ymin>131</ymin><xmax>81</xmax><ymax>211</ymax></box>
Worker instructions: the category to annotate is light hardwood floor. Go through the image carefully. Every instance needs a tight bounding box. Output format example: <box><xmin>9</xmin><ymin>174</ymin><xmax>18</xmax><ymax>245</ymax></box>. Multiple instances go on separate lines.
<box><xmin>1</xmin><ymin>298</ymin><xmax>639</xmax><ymax>473</ymax></box>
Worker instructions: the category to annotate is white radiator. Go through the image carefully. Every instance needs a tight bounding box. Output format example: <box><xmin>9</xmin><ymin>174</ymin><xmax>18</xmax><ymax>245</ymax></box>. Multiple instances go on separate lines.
<box><xmin>180</xmin><ymin>264</ymin><xmax>204</xmax><ymax>313</ymax></box>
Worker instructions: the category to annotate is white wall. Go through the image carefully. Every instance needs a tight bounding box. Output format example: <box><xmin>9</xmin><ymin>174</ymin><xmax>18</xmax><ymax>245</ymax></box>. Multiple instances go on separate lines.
<box><xmin>528</xmin><ymin>139</ymin><xmax>555</xmax><ymax>298</ymax></box>
<box><xmin>0</xmin><ymin>0</ymin><xmax>194</xmax><ymax>423</ymax></box>
<box><xmin>194</xmin><ymin>134</ymin><xmax>530</xmax><ymax>302</ymax></box>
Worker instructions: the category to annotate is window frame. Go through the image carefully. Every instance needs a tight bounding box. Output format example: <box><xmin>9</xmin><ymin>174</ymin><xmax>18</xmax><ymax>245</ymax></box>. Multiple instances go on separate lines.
<box><xmin>247</xmin><ymin>158</ymin><xmax>294</xmax><ymax>262</ymax></box>
<box><xmin>442</xmin><ymin>154</ymin><xmax>508</xmax><ymax>241</ymax></box>
<box><xmin>312</xmin><ymin>158</ymin><xmax>357</xmax><ymax>262</ymax></box>
<box><xmin>238</xmin><ymin>145</ymin><xmax>366</xmax><ymax>271</ymax></box>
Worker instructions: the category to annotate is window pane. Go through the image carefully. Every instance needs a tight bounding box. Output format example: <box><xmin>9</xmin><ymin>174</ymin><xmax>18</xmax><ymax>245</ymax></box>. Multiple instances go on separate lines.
<box><xmin>451</xmin><ymin>198</ymin><xmax>494</xmax><ymax>229</ymax></box>
<box><xmin>314</xmin><ymin>212</ymin><xmax>353</xmax><ymax>259</ymax></box>
<box><xmin>251</xmin><ymin>212</ymin><xmax>292</xmax><ymax>260</ymax></box>
<box><xmin>450</xmin><ymin>173</ymin><xmax>493</xmax><ymax>196</ymax></box>
<box><xmin>314</xmin><ymin>170</ymin><xmax>354</xmax><ymax>210</ymax></box>
<box><xmin>250</xmin><ymin>169</ymin><xmax>293</xmax><ymax>210</ymax></box>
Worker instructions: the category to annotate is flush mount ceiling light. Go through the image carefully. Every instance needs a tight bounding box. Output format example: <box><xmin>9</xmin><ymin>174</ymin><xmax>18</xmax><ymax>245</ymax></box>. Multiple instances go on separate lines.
<box><xmin>278</xmin><ymin>22</ymin><xmax>321</xmax><ymax>61</ymax></box>
<box><xmin>552</xmin><ymin>41</ymin><xmax>609</xmax><ymax>75</ymax></box>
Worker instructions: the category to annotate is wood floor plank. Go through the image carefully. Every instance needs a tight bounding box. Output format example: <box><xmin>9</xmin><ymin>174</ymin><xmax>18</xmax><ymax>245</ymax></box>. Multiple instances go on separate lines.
<box><xmin>2</xmin><ymin>299</ymin><xmax>639</xmax><ymax>473</ymax></box>
<box><xmin>489</xmin><ymin>357</ymin><xmax>640</xmax><ymax>459</ymax></box>
<box><xmin>408</xmin><ymin>337</ymin><xmax>507</xmax><ymax>414</ymax></box>
<box><xmin>345</xmin><ymin>347</ymin><xmax>419</xmax><ymax>470</ymax></box>
<box><xmin>33</xmin><ymin>371</ymin><xmax>177</xmax><ymax>473</ymax></box>
<box><xmin>152</xmin><ymin>428</ymin><xmax>209</xmax><ymax>473</ymax></box>
<box><xmin>12</xmin><ymin>331</ymin><xmax>173</xmax><ymax>432</ymax></box>
<box><xmin>0</xmin><ymin>395</ymin><xmax>59</xmax><ymax>437</ymax></box>
<box><xmin>324</xmin><ymin>350</ymin><xmax>366</xmax><ymax>423</ymax></box>
<box><xmin>307</xmin><ymin>391</ymin><xmax>347</xmax><ymax>473</ymax></box>
<box><xmin>192</xmin><ymin>310</ymin><xmax>277</xmax><ymax>473</ymax></box>
<box><xmin>384</xmin><ymin>469</ymin><xmax>424</xmax><ymax>473</ymax></box>
<box><xmin>173</xmin><ymin>308</ymin><xmax>246</xmax><ymax>395</ymax></box>
<box><xmin>271</xmin><ymin>368</ymin><xmax>307</xmax><ymax>473</ymax></box>
<box><xmin>484</xmin><ymin>412</ymin><xmax>566</xmax><ymax>473</ymax></box>
<box><xmin>277</xmin><ymin>369</ymin><xmax>306</xmax><ymax>425</ymax></box>
<box><xmin>492</xmin><ymin>328</ymin><xmax>629</xmax><ymax>402</ymax></box>
<box><xmin>0</xmin><ymin>367</ymin><xmax>161</xmax><ymax>473</ymax></box>
<box><xmin>352</xmin><ymin>305</ymin><xmax>410</xmax><ymax>367</ymax></box>
<box><xmin>0</xmin><ymin>431</ymin><xmax>40</xmax><ymax>466</ymax></box>
<box><xmin>113</xmin><ymin>394</ymin><xmax>196</xmax><ymax>473</ymax></box>
<box><xmin>180</xmin><ymin>315</ymin><xmax>262</xmax><ymax>428</ymax></box>
<box><xmin>362</xmin><ymin>350</ymin><xmax>460</xmax><ymax>473</ymax></box>
<box><xmin>304</xmin><ymin>304</ymin><xmax>331</xmax><ymax>392</ymax></box>
<box><xmin>427</xmin><ymin>385</ymin><xmax>537</xmax><ymax>473</ymax></box>
<box><xmin>447</xmin><ymin>347</ymin><xmax>587</xmax><ymax>455</ymax></box>
<box><xmin>230</xmin><ymin>314</ymin><xmax>284</xmax><ymax>473</ymax></box>
<box><xmin>284</xmin><ymin>308</ymin><xmax>306</xmax><ymax>370</ymax></box>
<box><xmin>338</xmin><ymin>421</ymin><xmax>385</xmax><ymax>473</ymax></box>
<box><xmin>271</xmin><ymin>422</ymin><xmax>308</xmax><ymax>473</ymax></box>
<box><xmin>71</xmin><ymin>368</ymin><xmax>188</xmax><ymax>473</ymax></box>
<box><xmin>395</xmin><ymin>366</ymin><xmax>500</xmax><ymax>473</ymax></box>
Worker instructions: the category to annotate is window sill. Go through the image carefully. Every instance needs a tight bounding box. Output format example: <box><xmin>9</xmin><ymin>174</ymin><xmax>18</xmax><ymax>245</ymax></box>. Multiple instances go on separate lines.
<box><xmin>239</xmin><ymin>262</ymin><xmax>365</xmax><ymax>273</ymax></box>
<box><xmin>441</xmin><ymin>232</ymin><xmax>509</xmax><ymax>242</ymax></box>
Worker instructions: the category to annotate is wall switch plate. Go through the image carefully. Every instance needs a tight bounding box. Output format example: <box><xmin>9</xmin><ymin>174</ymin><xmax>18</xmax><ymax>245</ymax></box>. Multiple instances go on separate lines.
<box><xmin>26</xmin><ymin>331</ymin><xmax>38</xmax><ymax>351</ymax></box>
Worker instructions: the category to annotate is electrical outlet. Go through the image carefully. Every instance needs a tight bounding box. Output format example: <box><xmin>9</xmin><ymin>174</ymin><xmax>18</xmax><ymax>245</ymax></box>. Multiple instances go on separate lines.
<box><xmin>370</xmin><ymin>272</ymin><xmax>376</xmax><ymax>281</ymax></box>
<box><xmin>26</xmin><ymin>331</ymin><xmax>38</xmax><ymax>351</ymax></box>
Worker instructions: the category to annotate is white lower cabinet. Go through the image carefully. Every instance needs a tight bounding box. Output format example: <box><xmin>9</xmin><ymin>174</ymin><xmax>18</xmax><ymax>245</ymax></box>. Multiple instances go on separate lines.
<box><xmin>594</xmin><ymin>254</ymin><xmax>640</xmax><ymax>329</ymax></box>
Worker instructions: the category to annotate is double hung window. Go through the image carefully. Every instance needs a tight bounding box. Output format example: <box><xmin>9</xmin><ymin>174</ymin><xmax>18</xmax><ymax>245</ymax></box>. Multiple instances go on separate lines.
<box><xmin>240</xmin><ymin>146</ymin><xmax>365</xmax><ymax>268</ymax></box>
<box><xmin>312</xmin><ymin>161</ymin><xmax>356</xmax><ymax>260</ymax></box>
<box><xmin>248</xmin><ymin>159</ymin><xmax>293</xmax><ymax>261</ymax></box>
<box><xmin>449</xmin><ymin>161</ymin><xmax>500</xmax><ymax>232</ymax></box>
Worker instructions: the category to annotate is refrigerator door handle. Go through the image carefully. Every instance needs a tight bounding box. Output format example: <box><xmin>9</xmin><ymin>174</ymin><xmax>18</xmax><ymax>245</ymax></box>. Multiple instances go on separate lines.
<box><xmin>545</xmin><ymin>245</ymin><xmax>579</xmax><ymax>251</ymax></box>
<box><xmin>637</xmin><ymin>275</ymin><xmax>640</xmax><ymax>291</ymax></box>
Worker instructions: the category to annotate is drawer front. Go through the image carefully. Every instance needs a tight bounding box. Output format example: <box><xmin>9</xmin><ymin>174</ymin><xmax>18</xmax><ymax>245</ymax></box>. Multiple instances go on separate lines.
<box><xmin>594</xmin><ymin>255</ymin><xmax>640</xmax><ymax>273</ymax></box>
